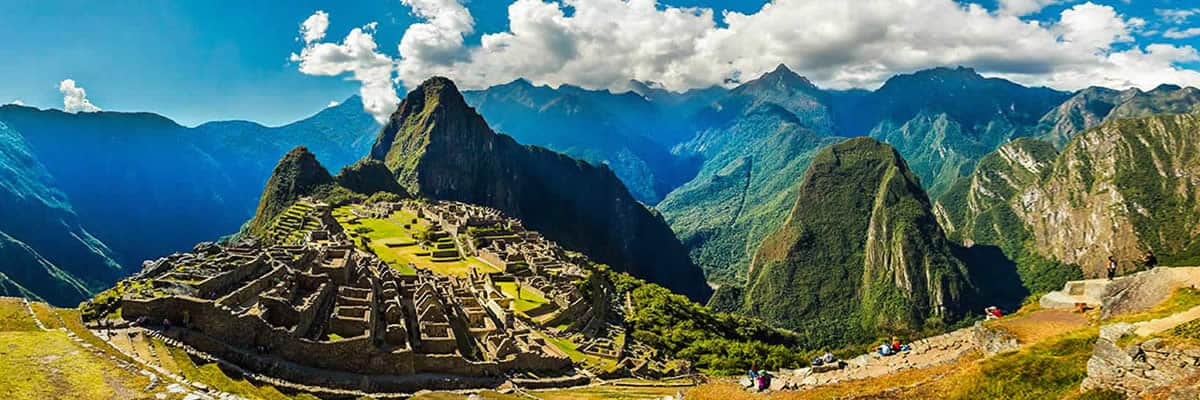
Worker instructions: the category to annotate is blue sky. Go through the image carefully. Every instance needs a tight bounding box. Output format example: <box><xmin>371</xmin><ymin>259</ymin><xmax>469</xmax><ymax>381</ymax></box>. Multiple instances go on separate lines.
<box><xmin>2</xmin><ymin>0</ymin><xmax>1198</xmax><ymax>126</ymax></box>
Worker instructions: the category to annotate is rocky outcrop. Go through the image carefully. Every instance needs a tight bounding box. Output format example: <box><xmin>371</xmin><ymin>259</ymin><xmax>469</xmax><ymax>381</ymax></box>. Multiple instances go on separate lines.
<box><xmin>1017</xmin><ymin>113</ymin><xmax>1200</xmax><ymax>276</ymax></box>
<box><xmin>369</xmin><ymin>77</ymin><xmax>712</xmax><ymax>301</ymax></box>
<box><xmin>1082</xmin><ymin>323</ymin><xmax>1200</xmax><ymax>398</ymax></box>
<box><xmin>740</xmin><ymin>138</ymin><xmax>975</xmax><ymax>344</ymax></box>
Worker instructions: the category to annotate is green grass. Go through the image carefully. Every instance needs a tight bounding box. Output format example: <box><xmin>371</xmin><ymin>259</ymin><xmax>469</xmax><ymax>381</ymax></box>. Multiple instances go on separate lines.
<box><xmin>496</xmin><ymin>281</ymin><xmax>549</xmax><ymax>313</ymax></box>
<box><xmin>542</xmin><ymin>333</ymin><xmax>617</xmax><ymax>370</ymax></box>
<box><xmin>945</xmin><ymin>328</ymin><xmax>1099</xmax><ymax>400</ymax></box>
<box><xmin>163</xmin><ymin>339</ymin><xmax>319</xmax><ymax>400</ymax></box>
<box><xmin>336</xmin><ymin>206</ymin><xmax>500</xmax><ymax>277</ymax></box>
<box><xmin>0</xmin><ymin>298</ymin><xmax>39</xmax><ymax>331</ymax></box>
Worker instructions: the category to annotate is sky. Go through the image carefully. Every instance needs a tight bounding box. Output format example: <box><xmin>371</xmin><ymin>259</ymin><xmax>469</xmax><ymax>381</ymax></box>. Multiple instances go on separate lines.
<box><xmin>1</xmin><ymin>0</ymin><xmax>1199</xmax><ymax>126</ymax></box>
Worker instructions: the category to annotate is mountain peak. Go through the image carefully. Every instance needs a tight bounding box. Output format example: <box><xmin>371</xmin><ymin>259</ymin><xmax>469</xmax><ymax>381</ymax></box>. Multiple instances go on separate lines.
<box><xmin>756</xmin><ymin>63</ymin><xmax>816</xmax><ymax>89</ymax></box>
<box><xmin>246</xmin><ymin>146</ymin><xmax>333</xmax><ymax>237</ymax></box>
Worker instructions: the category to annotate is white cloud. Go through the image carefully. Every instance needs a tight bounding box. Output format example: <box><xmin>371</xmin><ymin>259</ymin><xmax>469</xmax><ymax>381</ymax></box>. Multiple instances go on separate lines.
<box><xmin>6</xmin><ymin>100</ymin><xmax>23</xmax><ymax>106</ymax></box>
<box><xmin>58</xmin><ymin>79</ymin><xmax>101</xmax><ymax>113</ymax></box>
<box><xmin>998</xmin><ymin>0</ymin><xmax>1065</xmax><ymax>17</ymax></box>
<box><xmin>300</xmin><ymin>10</ymin><xmax>329</xmax><ymax>44</ymax></box>
<box><xmin>1155</xmin><ymin>8</ymin><xmax>1200</xmax><ymax>24</ymax></box>
<box><xmin>1164</xmin><ymin>27</ymin><xmax>1200</xmax><ymax>39</ymax></box>
<box><xmin>327</xmin><ymin>100</ymin><xmax>340</xmax><ymax>107</ymax></box>
<box><xmin>297</xmin><ymin>0</ymin><xmax>1200</xmax><ymax>111</ymax></box>
<box><xmin>290</xmin><ymin>12</ymin><xmax>399</xmax><ymax>123</ymax></box>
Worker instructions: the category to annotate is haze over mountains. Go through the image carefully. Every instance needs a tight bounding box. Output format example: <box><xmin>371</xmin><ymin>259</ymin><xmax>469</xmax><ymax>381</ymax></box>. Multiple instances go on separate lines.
<box><xmin>6</xmin><ymin>63</ymin><xmax>1200</xmax><ymax>318</ymax></box>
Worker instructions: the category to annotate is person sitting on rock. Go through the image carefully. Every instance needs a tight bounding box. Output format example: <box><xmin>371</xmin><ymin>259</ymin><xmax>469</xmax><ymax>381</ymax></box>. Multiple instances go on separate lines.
<box><xmin>1141</xmin><ymin>251</ymin><xmax>1158</xmax><ymax>270</ymax></box>
<box><xmin>891</xmin><ymin>337</ymin><xmax>902</xmax><ymax>353</ymax></box>
<box><xmin>878</xmin><ymin>342</ymin><xmax>892</xmax><ymax>356</ymax></box>
<box><xmin>821</xmin><ymin>350</ymin><xmax>836</xmax><ymax>364</ymax></box>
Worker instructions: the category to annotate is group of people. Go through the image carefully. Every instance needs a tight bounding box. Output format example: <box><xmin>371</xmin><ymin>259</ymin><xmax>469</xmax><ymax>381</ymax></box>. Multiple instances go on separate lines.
<box><xmin>877</xmin><ymin>336</ymin><xmax>910</xmax><ymax>356</ymax></box>
<box><xmin>810</xmin><ymin>350</ymin><xmax>837</xmax><ymax>366</ymax></box>
<box><xmin>1106</xmin><ymin>250</ymin><xmax>1158</xmax><ymax>281</ymax></box>
<box><xmin>746</xmin><ymin>369</ymin><xmax>772</xmax><ymax>391</ymax></box>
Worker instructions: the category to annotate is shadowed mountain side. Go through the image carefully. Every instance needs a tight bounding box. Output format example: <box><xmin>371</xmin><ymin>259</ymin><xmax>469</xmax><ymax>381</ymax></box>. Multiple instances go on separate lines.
<box><xmin>371</xmin><ymin>77</ymin><xmax>712</xmax><ymax>301</ymax></box>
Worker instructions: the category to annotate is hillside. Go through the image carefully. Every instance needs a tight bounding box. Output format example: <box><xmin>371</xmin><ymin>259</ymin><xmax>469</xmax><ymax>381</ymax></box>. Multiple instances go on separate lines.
<box><xmin>660</xmin><ymin>101</ymin><xmax>841</xmax><ymax>284</ymax></box>
<box><xmin>1036</xmin><ymin>84</ymin><xmax>1200</xmax><ymax>148</ymax></box>
<box><xmin>0</xmin><ymin>121</ymin><xmax>122</xmax><ymax>305</ymax></box>
<box><xmin>462</xmin><ymin>80</ymin><xmax>693</xmax><ymax>203</ymax></box>
<box><xmin>938</xmin><ymin>111</ymin><xmax>1200</xmax><ymax>286</ymax></box>
<box><xmin>0</xmin><ymin>100</ymin><xmax>377</xmax><ymax>302</ymax></box>
<box><xmin>739</xmin><ymin>138</ymin><xmax>975</xmax><ymax>346</ymax></box>
<box><xmin>244</xmin><ymin>147</ymin><xmax>335</xmax><ymax>237</ymax></box>
<box><xmin>370</xmin><ymin>77</ymin><xmax>712</xmax><ymax>301</ymax></box>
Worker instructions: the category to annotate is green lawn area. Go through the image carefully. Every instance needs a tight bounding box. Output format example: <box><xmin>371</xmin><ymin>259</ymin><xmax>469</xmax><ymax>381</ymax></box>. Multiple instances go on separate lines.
<box><xmin>496</xmin><ymin>281</ymin><xmax>549</xmax><ymax>313</ymax></box>
<box><xmin>334</xmin><ymin>206</ymin><xmax>500</xmax><ymax>277</ymax></box>
<box><xmin>0</xmin><ymin>300</ymin><xmax>151</xmax><ymax>400</ymax></box>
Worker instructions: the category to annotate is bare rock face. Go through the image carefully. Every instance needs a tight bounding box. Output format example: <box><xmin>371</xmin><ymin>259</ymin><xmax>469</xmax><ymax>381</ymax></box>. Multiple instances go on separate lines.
<box><xmin>1016</xmin><ymin>113</ymin><xmax>1200</xmax><ymax>276</ymax></box>
<box><xmin>1082</xmin><ymin>323</ymin><xmax>1200</xmax><ymax>397</ymax></box>
<box><xmin>971</xmin><ymin>322</ymin><xmax>1019</xmax><ymax>356</ymax></box>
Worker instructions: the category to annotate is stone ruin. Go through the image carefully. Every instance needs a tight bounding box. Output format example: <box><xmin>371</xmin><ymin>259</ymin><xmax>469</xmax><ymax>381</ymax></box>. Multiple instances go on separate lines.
<box><xmin>114</xmin><ymin>202</ymin><xmax>582</xmax><ymax>393</ymax></box>
<box><xmin>102</xmin><ymin>197</ymin><xmax>685</xmax><ymax>394</ymax></box>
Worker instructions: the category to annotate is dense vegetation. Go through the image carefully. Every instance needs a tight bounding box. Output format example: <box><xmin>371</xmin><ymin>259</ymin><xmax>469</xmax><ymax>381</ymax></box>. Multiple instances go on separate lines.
<box><xmin>608</xmin><ymin>272</ymin><xmax>806</xmax><ymax>375</ymax></box>
<box><xmin>740</xmin><ymin>138</ymin><xmax>975</xmax><ymax>347</ymax></box>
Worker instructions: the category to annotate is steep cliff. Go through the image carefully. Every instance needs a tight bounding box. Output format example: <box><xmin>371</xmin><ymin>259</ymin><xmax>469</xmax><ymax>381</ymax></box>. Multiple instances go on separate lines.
<box><xmin>370</xmin><ymin>77</ymin><xmax>712</xmax><ymax>301</ymax></box>
<box><xmin>740</xmin><ymin>138</ymin><xmax>974</xmax><ymax>345</ymax></box>
<box><xmin>1017</xmin><ymin>112</ymin><xmax>1200</xmax><ymax>275</ymax></box>
<box><xmin>1035</xmin><ymin>85</ymin><xmax>1200</xmax><ymax>149</ymax></box>
<box><xmin>0</xmin><ymin>121</ymin><xmax>120</xmax><ymax>305</ymax></box>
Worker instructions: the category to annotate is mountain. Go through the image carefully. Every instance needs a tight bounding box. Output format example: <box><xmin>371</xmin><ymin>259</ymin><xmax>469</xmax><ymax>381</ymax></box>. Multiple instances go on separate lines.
<box><xmin>0</xmin><ymin>121</ymin><xmax>121</xmax><ymax>305</ymax></box>
<box><xmin>933</xmin><ymin>138</ymin><xmax>1081</xmax><ymax>293</ymax></box>
<box><xmin>660</xmin><ymin>102</ymin><xmax>842</xmax><ymax>284</ymax></box>
<box><xmin>938</xmin><ymin>111</ymin><xmax>1200</xmax><ymax>285</ymax></box>
<box><xmin>1036</xmin><ymin>85</ymin><xmax>1200</xmax><ymax>148</ymax></box>
<box><xmin>738</xmin><ymin>138</ymin><xmax>974</xmax><ymax>346</ymax></box>
<box><xmin>245</xmin><ymin>147</ymin><xmax>334</xmax><ymax>237</ymax></box>
<box><xmin>0</xmin><ymin>98</ymin><xmax>378</xmax><ymax>302</ymax></box>
<box><xmin>371</xmin><ymin>77</ymin><xmax>712</xmax><ymax>301</ymax></box>
<box><xmin>461</xmin><ymin>80</ymin><xmax>695</xmax><ymax>203</ymax></box>
<box><xmin>863</xmin><ymin>67</ymin><xmax>1070</xmax><ymax>197</ymax></box>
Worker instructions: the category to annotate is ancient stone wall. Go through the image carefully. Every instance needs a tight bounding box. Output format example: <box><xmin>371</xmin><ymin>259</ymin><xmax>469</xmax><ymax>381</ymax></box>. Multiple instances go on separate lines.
<box><xmin>1082</xmin><ymin>323</ymin><xmax>1200</xmax><ymax>397</ymax></box>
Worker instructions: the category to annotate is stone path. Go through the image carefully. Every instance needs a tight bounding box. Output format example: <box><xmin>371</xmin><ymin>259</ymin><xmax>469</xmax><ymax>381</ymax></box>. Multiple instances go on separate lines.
<box><xmin>769</xmin><ymin>328</ymin><xmax>979</xmax><ymax>390</ymax></box>
<box><xmin>1133</xmin><ymin>304</ymin><xmax>1200</xmax><ymax>337</ymax></box>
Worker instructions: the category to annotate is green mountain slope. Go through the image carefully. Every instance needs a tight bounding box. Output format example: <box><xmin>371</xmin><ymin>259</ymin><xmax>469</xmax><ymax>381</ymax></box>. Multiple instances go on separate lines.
<box><xmin>462</xmin><ymin>80</ymin><xmax>694</xmax><ymax>203</ymax></box>
<box><xmin>370</xmin><ymin>77</ymin><xmax>712</xmax><ymax>301</ymax></box>
<box><xmin>938</xmin><ymin>111</ymin><xmax>1200</xmax><ymax>284</ymax></box>
<box><xmin>739</xmin><ymin>138</ymin><xmax>974</xmax><ymax>346</ymax></box>
<box><xmin>660</xmin><ymin>102</ymin><xmax>841</xmax><ymax>284</ymax></box>
<box><xmin>245</xmin><ymin>146</ymin><xmax>334</xmax><ymax>237</ymax></box>
<box><xmin>0</xmin><ymin>121</ymin><xmax>121</xmax><ymax>305</ymax></box>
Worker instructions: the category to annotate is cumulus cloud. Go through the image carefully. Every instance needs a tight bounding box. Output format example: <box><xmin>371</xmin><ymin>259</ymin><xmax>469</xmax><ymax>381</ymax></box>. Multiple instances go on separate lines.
<box><xmin>291</xmin><ymin>13</ymin><xmax>399</xmax><ymax>123</ymax></box>
<box><xmin>6</xmin><ymin>100</ymin><xmax>24</xmax><ymax>106</ymax></box>
<box><xmin>58</xmin><ymin>79</ymin><xmax>101</xmax><ymax>113</ymax></box>
<box><xmin>998</xmin><ymin>0</ymin><xmax>1065</xmax><ymax>16</ymax></box>
<box><xmin>301</xmin><ymin>10</ymin><xmax>330</xmax><ymax>44</ymax></box>
<box><xmin>295</xmin><ymin>0</ymin><xmax>1200</xmax><ymax>113</ymax></box>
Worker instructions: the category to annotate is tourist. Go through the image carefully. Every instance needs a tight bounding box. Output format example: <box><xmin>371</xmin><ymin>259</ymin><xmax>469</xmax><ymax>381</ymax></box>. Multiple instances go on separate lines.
<box><xmin>1107</xmin><ymin>256</ymin><xmax>1118</xmax><ymax>280</ymax></box>
<box><xmin>891</xmin><ymin>336</ymin><xmax>902</xmax><ymax>353</ymax></box>
<box><xmin>877</xmin><ymin>342</ymin><xmax>892</xmax><ymax>356</ymax></box>
<box><xmin>1142</xmin><ymin>251</ymin><xmax>1158</xmax><ymax>270</ymax></box>
<box><xmin>821</xmin><ymin>350</ymin><xmax>836</xmax><ymax>364</ymax></box>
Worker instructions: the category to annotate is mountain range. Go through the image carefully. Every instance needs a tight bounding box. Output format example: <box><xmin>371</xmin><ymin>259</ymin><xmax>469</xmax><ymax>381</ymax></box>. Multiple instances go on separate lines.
<box><xmin>0</xmin><ymin>97</ymin><xmax>379</xmax><ymax>305</ymax></box>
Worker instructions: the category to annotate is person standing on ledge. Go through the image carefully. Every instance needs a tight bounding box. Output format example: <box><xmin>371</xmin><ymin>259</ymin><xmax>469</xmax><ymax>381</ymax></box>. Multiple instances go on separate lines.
<box><xmin>1141</xmin><ymin>250</ymin><xmax>1158</xmax><ymax>270</ymax></box>
<box><xmin>1106</xmin><ymin>256</ymin><xmax>1118</xmax><ymax>280</ymax></box>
